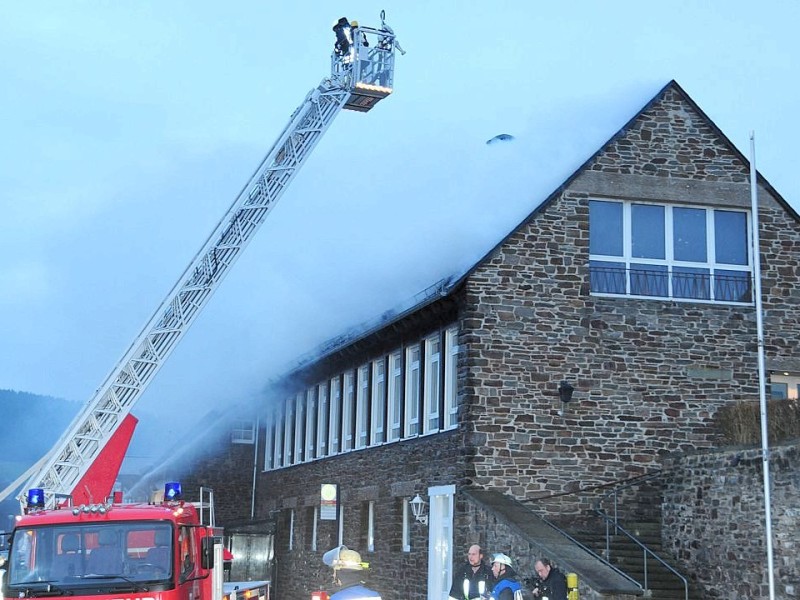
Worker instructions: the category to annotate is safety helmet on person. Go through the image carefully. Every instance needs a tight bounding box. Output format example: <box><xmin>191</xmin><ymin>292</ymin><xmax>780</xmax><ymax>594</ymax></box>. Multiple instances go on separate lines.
<box><xmin>491</xmin><ymin>553</ymin><xmax>513</xmax><ymax>566</ymax></box>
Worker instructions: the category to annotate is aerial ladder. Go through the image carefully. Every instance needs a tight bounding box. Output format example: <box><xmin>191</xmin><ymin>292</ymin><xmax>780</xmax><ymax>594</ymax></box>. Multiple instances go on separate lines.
<box><xmin>0</xmin><ymin>13</ymin><xmax>403</xmax><ymax>511</ymax></box>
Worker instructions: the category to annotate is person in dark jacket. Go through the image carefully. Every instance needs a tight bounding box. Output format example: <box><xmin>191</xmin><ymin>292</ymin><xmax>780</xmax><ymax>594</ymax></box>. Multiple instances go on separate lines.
<box><xmin>449</xmin><ymin>544</ymin><xmax>495</xmax><ymax>600</ymax></box>
<box><xmin>532</xmin><ymin>558</ymin><xmax>567</xmax><ymax>600</ymax></box>
<box><xmin>488</xmin><ymin>553</ymin><xmax>522</xmax><ymax>600</ymax></box>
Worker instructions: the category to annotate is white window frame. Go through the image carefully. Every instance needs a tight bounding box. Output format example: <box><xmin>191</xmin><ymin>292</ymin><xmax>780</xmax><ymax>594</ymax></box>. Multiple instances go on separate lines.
<box><xmin>402</xmin><ymin>497</ymin><xmax>411</xmax><ymax>552</ymax></box>
<box><xmin>263</xmin><ymin>410</ymin><xmax>275</xmax><ymax>471</ymax></box>
<box><xmin>356</xmin><ymin>364</ymin><xmax>370</xmax><ymax>449</ymax></box>
<box><xmin>231</xmin><ymin>419</ymin><xmax>256</xmax><ymax>444</ymax></box>
<box><xmin>367</xmin><ymin>501</ymin><xmax>375</xmax><ymax>552</ymax></box>
<box><xmin>283</xmin><ymin>396</ymin><xmax>294</xmax><ymax>466</ymax></box>
<box><xmin>589</xmin><ymin>199</ymin><xmax>753</xmax><ymax>304</ymax></box>
<box><xmin>317</xmin><ymin>381</ymin><xmax>329</xmax><ymax>457</ymax></box>
<box><xmin>311</xmin><ymin>506</ymin><xmax>318</xmax><ymax>551</ymax></box>
<box><xmin>343</xmin><ymin>371</ymin><xmax>356</xmax><ymax>451</ymax></box>
<box><xmin>371</xmin><ymin>358</ymin><xmax>387</xmax><ymax>445</ymax></box>
<box><xmin>329</xmin><ymin>376</ymin><xmax>341</xmax><ymax>454</ymax></box>
<box><xmin>294</xmin><ymin>391</ymin><xmax>305</xmax><ymax>463</ymax></box>
<box><xmin>404</xmin><ymin>344</ymin><xmax>421</xmax><ymax>438</ymax></box>
<box><xmin>288</xmin><ymin>509</ymin><xmax>295</xmax><ymax>551</ymax></box>
<box><xmin>423</xmin><ymin>333</ymin><xmax>441</xmax><ymax>434</ymax></box>
<box><xmin>388</xmin><ymin>350</ymin><xmax>403</xmax><ymax>442</ymax></box>
<box><xmin>305</xmin><ymin>387</ymin><xmax>316</xmax><ymax>461</ymax></box>
<box><xmin>443</xmin><ymin>326</ymin><xmax>459</xmax><ymax>430</ymax></box>
<box><xmin>274</xmin><ymin>403</ymin><xmax>284</xmax><ymax>468</ymax></box>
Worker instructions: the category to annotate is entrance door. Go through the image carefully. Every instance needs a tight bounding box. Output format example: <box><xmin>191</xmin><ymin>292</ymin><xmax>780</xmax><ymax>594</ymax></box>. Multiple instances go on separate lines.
<box><xmin>427</xmin><ymin>485</ymin><xmax>455</xmax><ymax>600</ymax></box>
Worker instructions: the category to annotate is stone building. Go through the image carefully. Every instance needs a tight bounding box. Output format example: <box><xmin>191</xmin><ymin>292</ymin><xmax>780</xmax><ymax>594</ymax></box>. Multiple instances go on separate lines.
<box><xmin>179</xmin><ymin>80</ymin><xmax>800</xmax><ymax>599</ymax></box>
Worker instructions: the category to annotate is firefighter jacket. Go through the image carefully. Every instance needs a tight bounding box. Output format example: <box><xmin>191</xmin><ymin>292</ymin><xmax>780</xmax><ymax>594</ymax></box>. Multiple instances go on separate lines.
<box><xmin>330</xmin><ymin>583</ymin><xmax>381</xmax><ymax>600</ymax></box>
<box><xmin>449</xmin><ymin>561</ymin><xmax>495</xmax><ymax>600</ymax></box>
<box><xmin>489</xmin><ymin>569</ymin><xmax>522</xmax><ymax>600</ymax></box>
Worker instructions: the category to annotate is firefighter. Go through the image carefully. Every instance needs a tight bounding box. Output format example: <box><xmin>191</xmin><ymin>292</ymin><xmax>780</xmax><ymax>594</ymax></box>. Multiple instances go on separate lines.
<box><xmin>488</xmin><ymin>553</ymin><xmax>523</xmax><ymax>600</ymax></box>
<box><xmin>323</xmin><ymin>545</ymin><xmax>381</xmax><ymax>600</ymax></box>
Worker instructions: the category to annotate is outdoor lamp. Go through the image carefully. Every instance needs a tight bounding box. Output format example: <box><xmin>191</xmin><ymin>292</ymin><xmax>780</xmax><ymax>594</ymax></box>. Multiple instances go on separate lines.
<box><xmin>410</xmin><ymin>494</ymin><xmax>428</xmax><ymax>525</ymax></box>
<box><xmin>558</xmin><ymin>380</ymin><xmax>575</xmax><ymax>403</ymax></box>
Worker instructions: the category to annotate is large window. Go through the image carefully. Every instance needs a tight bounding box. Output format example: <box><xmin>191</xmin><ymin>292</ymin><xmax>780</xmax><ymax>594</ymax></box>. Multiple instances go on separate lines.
<box><xmin>423</xmin><ymin>334</ymin><xmax>441</xmax><ymax>434</ymax></box>
<box><xmin>443</xmin><ymin>326</ymin><xmax>459</xmax><ymax>430</ymax></box>
<box><xmin>589</xmin><ymin>200</ymin><xmax>752</xmax><ymax>303</ymax></box>
<box><xmin>305</xmin><ymin>388</ymin><xmax>317</xmax><ymax>461</ymax></box>
<box><xmin>329</xmin><ymin>376</ymin><xmax>341</xmax><ymax>454</ymax></box>
<box><xmin>404</xmin><ymin>344</ymin><xmax>421</xmax><ymax>438</ymax></box>
<box><xmin>371</xmin><ymin>358</ymin><xmax>387</xmax><ymax>445</ymax></box>
<box><xmin>342</xmin><ymin>371</ymin><xmax>356</xmax><ymax>451</ymax></box>
<box><xmin>356</xmin><ymin>364</ymin><xmax>370</xmax><ymax>449</ymax></box>
<box><xmin>317</xmin><ymin>382</ymin><xmax>329</xmax><ymax>457</ymax></box>
<box><xmin>388</xmin><ymin>350</ymin><xmax>403</xmax><ymax>442</ymax></box>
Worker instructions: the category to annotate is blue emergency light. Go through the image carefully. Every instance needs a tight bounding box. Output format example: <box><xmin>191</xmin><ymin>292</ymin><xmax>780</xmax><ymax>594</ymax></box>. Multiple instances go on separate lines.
<box><xmin>27</xmin><ymin>488</ymin><xmax>45</xmax><ymax>509</ymax></box>
<box><xmin>164</xmin><ymin>482</ymin><xmax>182</xmax><ymax>501</ymax></box>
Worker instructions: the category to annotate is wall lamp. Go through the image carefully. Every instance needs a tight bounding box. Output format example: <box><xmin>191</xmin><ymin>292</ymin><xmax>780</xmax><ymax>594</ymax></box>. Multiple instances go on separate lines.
<box><xmin>410</xmin><ymin>494</ymin><xmax>428</xmax><ymax>525</ymax></box>
<box><xmin>558</xmin><ymin>380</ymin><xmax>575</xmax><ymax>403</ymax></box>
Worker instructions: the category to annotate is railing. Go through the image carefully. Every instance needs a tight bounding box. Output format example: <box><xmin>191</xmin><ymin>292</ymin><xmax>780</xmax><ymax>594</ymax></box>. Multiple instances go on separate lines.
<box><xmin>594</xmin><ymin>472</ymin><xmax>688</xmax><ymax>600</ymax></box>
<box><xmin>589</xmin><ymin>264</ymin><xmax>752</xmax><ymax>303</ymax></box>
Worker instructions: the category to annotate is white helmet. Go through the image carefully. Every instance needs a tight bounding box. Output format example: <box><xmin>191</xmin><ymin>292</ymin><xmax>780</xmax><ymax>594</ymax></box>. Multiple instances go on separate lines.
<box><xmin>491</xmin><ymin>553</ymin><xmax>513</xmax><ymax>567</ymax></box>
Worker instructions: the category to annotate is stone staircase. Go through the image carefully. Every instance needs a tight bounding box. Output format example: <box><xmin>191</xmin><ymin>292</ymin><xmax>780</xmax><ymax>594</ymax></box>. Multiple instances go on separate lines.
<box><xmin>582</xmin><ymin>521</ymin><xmax>691</xmax><ymax>600</ymax></box>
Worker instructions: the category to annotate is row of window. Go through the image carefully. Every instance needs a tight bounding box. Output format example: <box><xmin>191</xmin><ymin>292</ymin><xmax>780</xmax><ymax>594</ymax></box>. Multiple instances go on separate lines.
<box><xmin>263</xmin><ymin>326</ymin><xmax>459</xmax><ymax>470</ymax></box>
<box><xmin>589</xmin><ymin>199</ymin><xmax>753</xmax><ymax>303</ymax></box>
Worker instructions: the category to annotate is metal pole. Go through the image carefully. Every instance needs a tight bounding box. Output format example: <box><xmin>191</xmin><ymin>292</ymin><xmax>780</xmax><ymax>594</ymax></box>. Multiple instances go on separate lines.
<box><xmin>749</xmin><ymin>131</ymin><xmax>776</xmax><ymax>599</ymax></box>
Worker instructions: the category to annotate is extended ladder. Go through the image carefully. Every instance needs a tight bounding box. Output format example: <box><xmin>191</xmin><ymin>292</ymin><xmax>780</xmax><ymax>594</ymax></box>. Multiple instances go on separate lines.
<box><xmin>4</xmin><ymin>15</ymin><xmax>400</xmax><ymax>509</ymax></box>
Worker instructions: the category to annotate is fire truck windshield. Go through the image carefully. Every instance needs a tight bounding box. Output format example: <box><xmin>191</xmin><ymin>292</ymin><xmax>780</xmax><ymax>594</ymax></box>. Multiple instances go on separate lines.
<box><xmin>5</xmin><ymin>522</ymin><xmax>174</xmax><ymax>592</ymax></box>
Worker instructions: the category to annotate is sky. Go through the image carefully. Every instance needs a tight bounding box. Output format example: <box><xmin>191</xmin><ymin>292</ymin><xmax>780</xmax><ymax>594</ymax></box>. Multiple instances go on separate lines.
<box><xmin>1</xmin><ymin>1</ymin><xmax>798</xmax><ymax>473</ymax></box>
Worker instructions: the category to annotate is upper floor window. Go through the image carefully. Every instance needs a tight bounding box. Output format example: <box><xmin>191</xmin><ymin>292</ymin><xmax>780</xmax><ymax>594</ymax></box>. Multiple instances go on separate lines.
<box><xmin>443</xmin><ymin>326</ymin><xmax>459</xmax><ymax>430</ymax></box>
<box><xmin>342</xmin><ymin>371</ymin><xmax>356</xmax><ymax>451</ymax></box>
<box><xmin>371</xmin><ymin>358</ymin><xmax>387</xmax><ymax>445</ymax></box>
<box><xmin>589</xmin><ymin>200</ymin><xmax>752</xmax><ymax>303</ymax></box>
<box><xmin>423</xmin><ymin>334</ymin><xmax>441</xmax><ymax>434</ymax></box>
<box><xmin>356</xmin><ymin>364</ymin><xmax>370</xmax><ymax>449</ymax></box>
<box><xmin>231</xmin><ymin>419</ymin><xmax>256</xmax><ymax>444</ymax></box>
<box><xmin>404</xmin><ymin>344</ymin><xmax>421</xmax><ymax>438</ymax></box>
<box><xmin>317</xmin><ymin>382</ymin><xmax>329</xmax><ymax>458</ymax></box>
<box><xmin>388</xmin><ymin>350</ymin><xmax>403</xmax><ymax>442</ymax></box>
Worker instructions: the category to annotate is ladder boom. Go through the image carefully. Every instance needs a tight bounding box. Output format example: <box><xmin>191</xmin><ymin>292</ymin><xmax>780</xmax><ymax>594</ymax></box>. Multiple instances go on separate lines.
<box><xmin>11</xmin><ymin>16</ymin><xmax>399</xmax><ymax>509</ymax></box>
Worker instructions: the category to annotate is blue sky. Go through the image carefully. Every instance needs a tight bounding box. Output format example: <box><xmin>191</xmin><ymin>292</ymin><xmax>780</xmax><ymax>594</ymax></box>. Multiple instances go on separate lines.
<box><xmin>1</xmin><ymin>1</ymin><xmax>798</xmax><ymax>467</ymax></box>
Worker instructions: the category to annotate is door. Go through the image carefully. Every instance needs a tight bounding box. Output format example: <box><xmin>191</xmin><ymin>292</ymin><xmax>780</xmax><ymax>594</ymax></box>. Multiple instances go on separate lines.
<box><xmin>427</xmin><ymin>485</ymin><xmax>455</xmax><ymax>600</ymax></box>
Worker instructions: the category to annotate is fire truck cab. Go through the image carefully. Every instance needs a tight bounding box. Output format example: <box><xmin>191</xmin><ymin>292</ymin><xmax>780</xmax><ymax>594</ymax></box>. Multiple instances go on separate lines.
<box><xmin>1</xmin><ymin>483</ymin><xmax>265</xmax><ymax>600</ymax></box>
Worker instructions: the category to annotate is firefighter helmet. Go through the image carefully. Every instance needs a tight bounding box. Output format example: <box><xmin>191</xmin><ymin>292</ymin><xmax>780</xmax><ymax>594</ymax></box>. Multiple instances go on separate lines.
<box><xmin>491</xmin><ymin>553</ymin><xmax>513</xmax><ymax>567</ymax></box>
<box><xmin>334</xmin><ymin>548</ymin><xmax>364</xmax><ymax>570</ymax></box>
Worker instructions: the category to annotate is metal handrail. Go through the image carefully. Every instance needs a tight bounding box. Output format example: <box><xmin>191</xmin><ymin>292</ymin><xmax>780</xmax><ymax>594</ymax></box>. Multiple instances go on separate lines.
<box><xmin>594</xmin><ymin>473</ymin><xmax>688</xmax><ymax>600</ymax></box>
<box><xmin>535</xmin><ymin>513</ymin><xmax>642</xmax><ymax>590</ymax></box>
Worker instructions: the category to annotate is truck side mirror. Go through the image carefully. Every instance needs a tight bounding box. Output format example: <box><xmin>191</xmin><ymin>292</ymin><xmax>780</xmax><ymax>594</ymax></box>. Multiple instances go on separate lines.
<box><xmin>201</xmin><ymin>536</ymin><xmax>216</xmax><ymax>570</ymax></box>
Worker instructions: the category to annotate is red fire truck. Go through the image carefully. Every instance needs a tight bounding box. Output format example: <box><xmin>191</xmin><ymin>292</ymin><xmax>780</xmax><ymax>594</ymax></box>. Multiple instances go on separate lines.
<box><xmin>1</xmin><ymin>483</ymin><xmax>267</xmax><ymax>600</ymax></box>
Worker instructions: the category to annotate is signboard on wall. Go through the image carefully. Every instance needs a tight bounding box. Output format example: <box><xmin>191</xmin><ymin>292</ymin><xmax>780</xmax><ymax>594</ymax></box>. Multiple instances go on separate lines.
<box><xmin>320</xmin><ymin>483</ymin><xmax>338</xmax><ymax>520</ymax></box>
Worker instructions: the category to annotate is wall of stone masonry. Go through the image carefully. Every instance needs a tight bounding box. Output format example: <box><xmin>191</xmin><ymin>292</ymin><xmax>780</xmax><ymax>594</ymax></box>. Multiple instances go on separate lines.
<box><xmin>661</xmin><ymin>442</ymin><xmax>800</xmax><ymax>599</ymax></box>
<box><xmin>460</xmin><ymin>86</ymin><xmax>800</xmax><ymax>522</ymax></box>
<box><xmin>254</xmin><ymin>430</ymin><xmax>464</xmax><ymax>600</ymax></box>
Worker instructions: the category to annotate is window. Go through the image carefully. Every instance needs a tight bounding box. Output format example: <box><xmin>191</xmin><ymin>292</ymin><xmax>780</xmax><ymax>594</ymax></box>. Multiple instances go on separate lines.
<box><xmin>231</xmin><ymin>419</ymin><xmax>256</xmax><ymax>444</ymax></box>
<box><xmin>274</xmin><ymin>403</ymin><xmax>284</xmax><ymax>467</ymax></box>
<box><xmin>443</xmin><ymin>326</ymin><xmax>459</xmax><ymax>430</ymax></box>
<box><xmin>388</xmin><ymin>350</ymin><xmax>403</xmax><ymax>442</ymax></box>
<box><xmin>367</xmin><ymin>501</ymin><xmax>375</xmax><ymax>552</ymax></box>
<box><xmin>283</xmin><ymin>397</ymin><xmax>294</xmax><ymax>466</ymax></box>
<box><xmin>264</xmin><ymin>412</ymin><xmax>275</xmax><ymax>470</ymax></box>
<box><xmin>589</xmin><ymin>200</ymin><xmax>752</xmax><ymax>303</ymax></box>
<box><xmin>329</xmin><ymin>376</ymin><xmax>342</xmax><ymax>454</ymax></box>
<box><xmin>371</xmin><ymin>358</ymin><xmax>387</xmax><ymax>445</ymax></box>
<box><xmin>770</xmin><ymin>373</ymin><xmax>800</xmax><ymax>400</ymax></box>
<box><xmin>424</xmin><ymin>334</ymin><xmax>441</xmax><ymax>434</ymax></box>
<box><xmin>343</xmin><ymin>371</ymin><xmax>356</xmax><ymax>451</ymax></box>
<box><xmin>356</xmin><ymin>364</ymin><xmax>370</xmax><ymax>449</ymax></box>
<box><xmin>294</xmin><ymin>392</ymin><xmax>305</xmax><ymax>463</ymax></box>
<box><xmin>401</xmin><ymin>498</ymin><xmax>411</xmax><ymax>552</ymax></box>
<box><xmin>317</xmin><ymin>382</ymin><xmax>329</xmax><ymax>457</ymax></box>
<box><xmin>288</xmin><ymin>509</ymin><xmax>295</xmax><ymax>551</ymax></box>
<box><xmin>404</xmin><ymin>344</ymin><xmax>421</xmax><ymax>437</ymax></box>
<box><xmin>310</xmin><ymin>506</ymin><xmax>318</xmax><ymax>551</ymax></box>
<box><xmin>305</xmin><ymin>388</ymin><xmax>317</xmax><ymax>461</ymax></box>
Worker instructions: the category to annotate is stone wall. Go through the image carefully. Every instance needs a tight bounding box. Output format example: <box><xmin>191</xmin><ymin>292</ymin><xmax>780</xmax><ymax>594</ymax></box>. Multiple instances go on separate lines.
<box><xmin>461</xmin><ymin>86</ymin><xmax>800</xmax><ymax>520</ymax></box>
<box><xmin>254</xmin><ymin>430</ymin><xmax>463</xmax><ymax>600</ymax></box>
<box><xmin>662</xmin><ymin>442</ymin><xmax>800</xmax><ymax>599</ymax></box>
